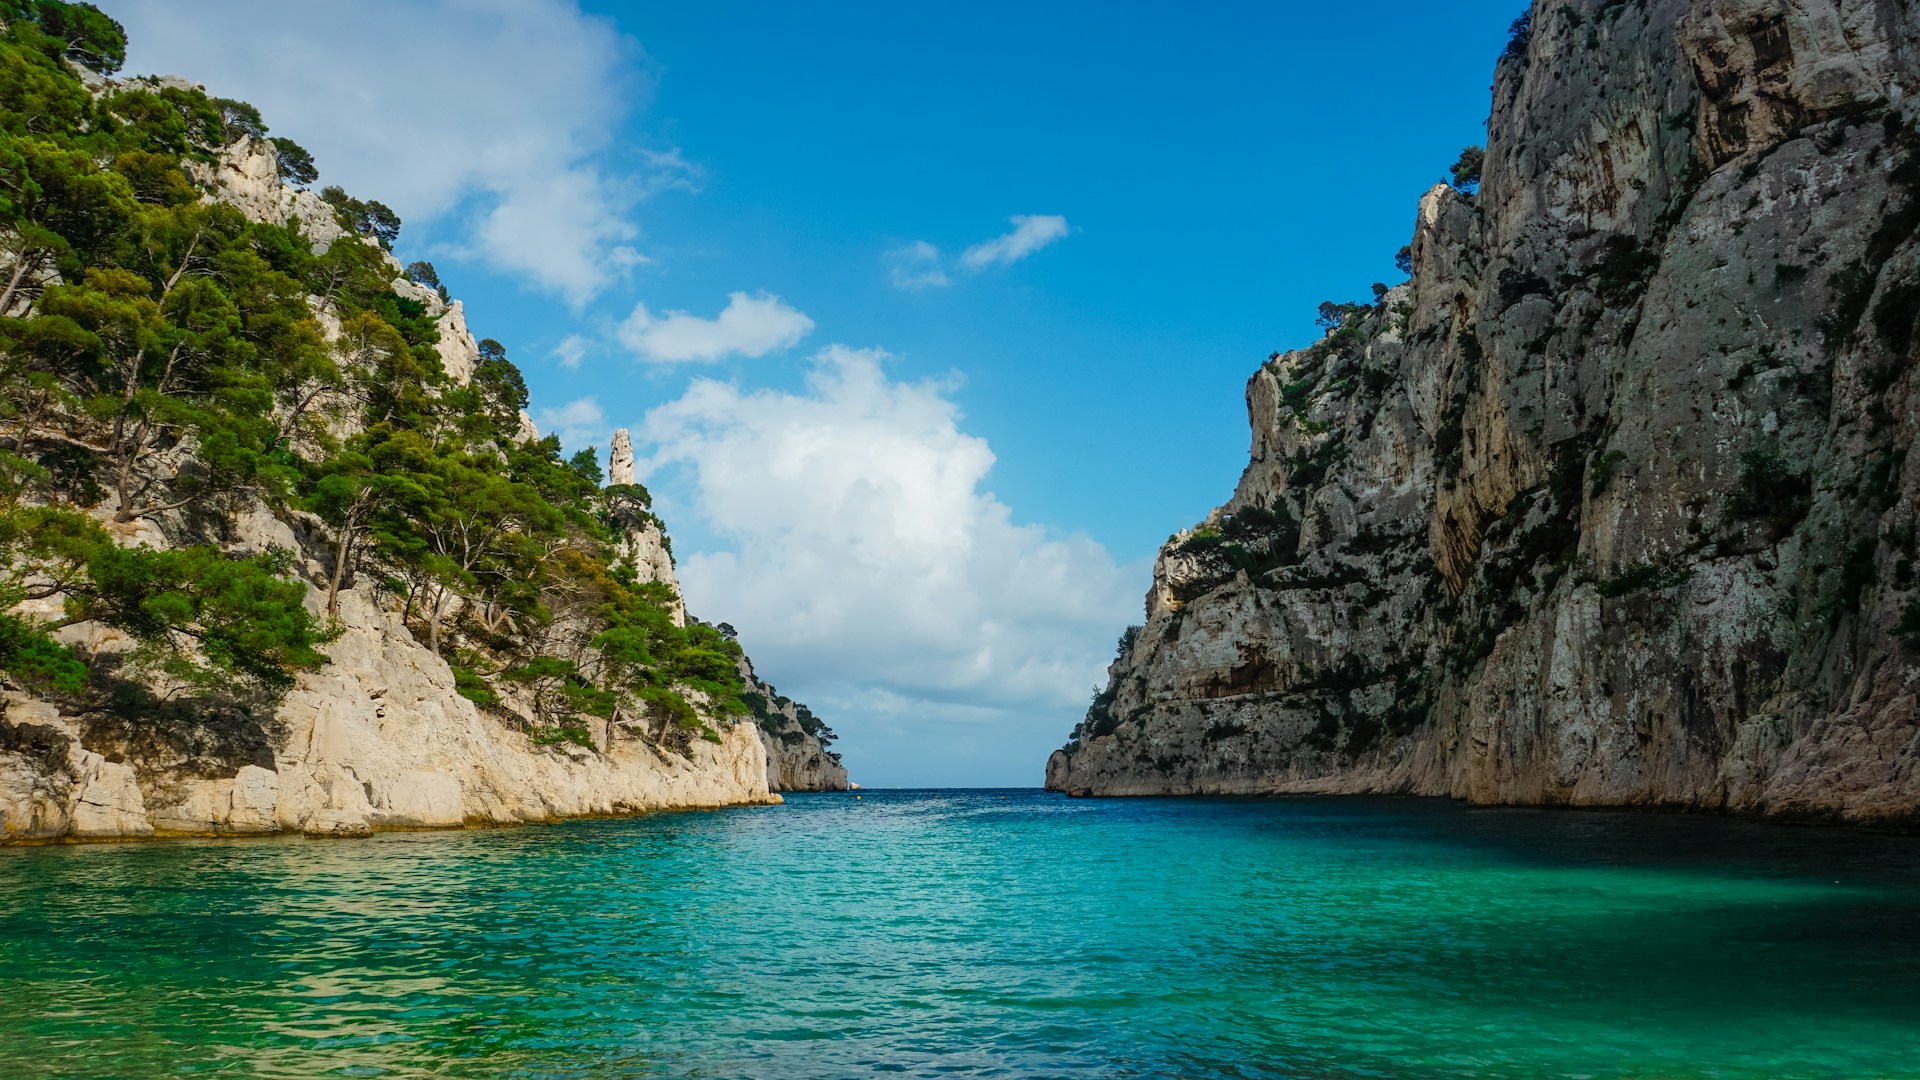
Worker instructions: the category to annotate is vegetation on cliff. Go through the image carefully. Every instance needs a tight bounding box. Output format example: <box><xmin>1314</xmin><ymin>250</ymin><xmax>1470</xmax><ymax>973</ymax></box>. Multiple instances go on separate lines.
<box><xmin>0</xmin><ymin>2</ymin><xmax>751</xmax><ymax>752</ymax></box>
<box><xmin>1050</xmin><ymin>0</ymin><xmax>1920</xmax><ymax>823</ymax></box>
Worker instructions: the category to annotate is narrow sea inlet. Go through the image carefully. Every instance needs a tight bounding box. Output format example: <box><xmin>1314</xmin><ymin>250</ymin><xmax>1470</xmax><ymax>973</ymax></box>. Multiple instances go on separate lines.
<box><xmin>3</xmin><ymin>792</ymin><xmax>1918</xmax><ymax>1079</ymax></box>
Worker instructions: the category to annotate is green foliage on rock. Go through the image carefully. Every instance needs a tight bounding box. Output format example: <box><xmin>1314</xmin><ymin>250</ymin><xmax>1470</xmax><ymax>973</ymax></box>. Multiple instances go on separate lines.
<box><xmin>3</xmin><ymin>0</ymin><xmax>125</xmax><ymax>75</ymax></box>
<box><xmin>1450</xmin><ymin>146</ymin><xmax>1484</xmax><ymax>193</ymax></box>
<box><xmin>0</xmin><ymin>9</ymin><xmax>771</xmax><ymax>752</ymax></box>
<box><xmin>269</xmin><ymin>137</ymin><xmax>316</xmax><ymax>187</ymax></box>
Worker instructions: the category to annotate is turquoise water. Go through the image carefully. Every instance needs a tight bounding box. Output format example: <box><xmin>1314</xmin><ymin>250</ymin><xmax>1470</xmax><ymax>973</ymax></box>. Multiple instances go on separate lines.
<box><xmin>2</xmin><ymin>792</ymin><xmax>1919</xmax><ymax>1078</ymax></box>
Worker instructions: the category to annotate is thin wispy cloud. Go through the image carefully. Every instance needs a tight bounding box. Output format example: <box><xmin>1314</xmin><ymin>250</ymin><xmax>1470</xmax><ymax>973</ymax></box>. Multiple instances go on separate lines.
<box><xmin>960</xmin><ymin>214</ymin><xmax>1070</xmax><ymax>269</ymax></box>
<box><xmin>636</xmin><ymin>148</ymin><xmax>704</xmax><ymax>196</ymax></box>
<box><xmin>534</xmin><ymin>396</ymin><xmax>607</xmax><ymax>447</ymax></box>
<box><xmin>886</xmin><ymin>241</ymin><xmax>950</xmax><ymax>290</ymax></box>
<box><xmin>553</xmin><ymin>334</ymin><xmax>589</xmax><ymax>370</ymax></box>
<box><xmin>890</xmin><ymin>216</ymin><xmax>1072</xmax><ymax>288</ymax></box>
<box><xmin>619</xmin><ymin>291</ymin><xmax>815</xmax><ymax>363</ymax></box>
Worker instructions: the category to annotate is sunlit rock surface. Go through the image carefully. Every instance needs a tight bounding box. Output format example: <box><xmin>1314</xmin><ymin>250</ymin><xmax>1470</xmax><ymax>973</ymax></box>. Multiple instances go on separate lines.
<box><xmin>1049</xmin><ymin>0</ymin><xmax>1920</xmax><ymax>827</ymax></box>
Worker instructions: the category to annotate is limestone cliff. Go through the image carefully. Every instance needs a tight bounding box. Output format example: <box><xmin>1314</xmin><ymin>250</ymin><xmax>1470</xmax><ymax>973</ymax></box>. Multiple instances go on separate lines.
<box><xmin>1049</xmin><ymin>0</ymin><xmax>1920</xmax><ymax>827</ymax></box>
<box><xmin>0</xmin><ymin>56</ymin><xmax>837</xmax><ymax>841</ymax></box>
<box><xmin>741</xmin><ymin>657</ymin><xmax>849</xmax><ymax>792</ymax></box>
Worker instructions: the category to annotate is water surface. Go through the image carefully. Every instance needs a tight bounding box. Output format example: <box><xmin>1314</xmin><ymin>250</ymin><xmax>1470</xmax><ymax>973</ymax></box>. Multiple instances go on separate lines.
<box><xmin>2</xmin><ymin>791</ymin><xmax>1917</xmax><ymax>1078</ymax></box>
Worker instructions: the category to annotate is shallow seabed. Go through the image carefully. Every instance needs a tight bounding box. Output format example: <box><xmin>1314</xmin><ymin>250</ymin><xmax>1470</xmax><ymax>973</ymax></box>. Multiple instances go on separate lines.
<box><xmin>2</xmin><ymin>790</ymin><xmax>1918</xmax><ymax>1079</ymax></box>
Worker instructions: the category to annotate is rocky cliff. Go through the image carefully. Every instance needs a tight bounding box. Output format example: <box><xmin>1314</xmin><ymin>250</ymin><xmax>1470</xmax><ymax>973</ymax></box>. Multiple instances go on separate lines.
<box><xmin>0</xmin><ymin>27</ymin><xmax>842</xmax><ymax>841</ymax></box>
<box><xmin>1049</xmin><ymin>0</ymin><xmax>1920</xmax><ymax>828</ymax></box>
<box><xmin>741</xmin><ymin>658</ymin><xmax>849</xmax><ymax>792</ymax></box>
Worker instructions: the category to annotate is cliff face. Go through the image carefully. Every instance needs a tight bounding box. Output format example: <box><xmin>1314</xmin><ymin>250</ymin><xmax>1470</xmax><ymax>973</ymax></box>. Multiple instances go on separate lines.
<box><xmin>0</xmin><ymin>495</ymin><xmax>785</xmax><ymax>843</ymax></box>
<box><xmin>741</xmin><ymin>659</ymin><xmax>849</xmax><ymax>792</ymax></box>
<box><xmin>0</xmin><ymin>60</ymin><xmax>831</xmax><ymax>841</ymax></box>
<box><xmin>1049</xmin><ymin>0</ymin><xmax>1920</xmax><ymax>827</ymax></box>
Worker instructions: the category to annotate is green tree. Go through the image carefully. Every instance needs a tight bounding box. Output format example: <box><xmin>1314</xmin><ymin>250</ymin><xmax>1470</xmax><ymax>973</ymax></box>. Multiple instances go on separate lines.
<box><xmin>368</xmin><ymin>437</ymin><xmax>561</xmax><ymax>654</ymax></box>
<box><xmin>270</xmin><ymin>136</ymin><xmax>316</xmax><ymax>186</ymax></box>
<box><xmin>0</xmin><ymin>133</ymin><xmax>138</xmax><ymax>314</ymax></box>
<box><xmin>1450</xmin><ymin>146</ymin><xmax>1485</xmax><ymax>194</ymax></box>
<box><xmin>0</xmin><ymin>502</ymin><xmax>329</xmax><ymax>696</ymax></box>
<box><xmin>211</xmin><ymin>97</ymin><xmax>267</xmax><ymax>145</ymax></box>
<box><xmin>0</xmin><ymin>19</ymin><xmax>92</xmax><ymax>134</ymax></box>
<box><xmin>111</xmin><ymin>150</ymin><xmax>198</xmax><ymax>206</ymax></box>
<box><xmin>319</xmin><ymin>185</ymin><xmax>401</xmax><ymax>249</ymax></box>
<box><xmin>305</xmin><ymin>445</ymin><xmax>393</xmax><ymax>619</ymax></box>
<box><xmin>404</xmin><ymin>259</ymin><xmax>440</xmax><ymax>291</ymax></box>
<box><xmin>6</xmin><ymin>0</ymin><xmax>125</xmax><ymax>75</ymax></box>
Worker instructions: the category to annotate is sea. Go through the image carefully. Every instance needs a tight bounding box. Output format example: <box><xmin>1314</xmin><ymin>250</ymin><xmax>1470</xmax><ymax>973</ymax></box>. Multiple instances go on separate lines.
<box><xmin>2</xmin><ymin>789</ymin><xmax>1918</xmax><ymax>1078</ymax></box>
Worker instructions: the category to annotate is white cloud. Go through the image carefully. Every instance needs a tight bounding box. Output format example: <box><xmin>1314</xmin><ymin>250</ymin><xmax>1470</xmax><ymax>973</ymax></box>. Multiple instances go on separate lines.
<box><xmin>960</xmin><ymin>214</ymin><xmax>1071</xmax><ymax>269</ymax></box>
<box><xmin>886</xmin><ymin>241</ymin><xmax>950</xmax><ymax>290</ymax></box>
<box><xmin>117</xmin><ymin>0</ymin><xmax>687</xmax><ymax>306</ymax></box>
<box><xmin>553</xmin><ymin>334</ymin><xmax>589</xmax><ymax>370</ymax></box>
<box><xmin>636</xmin><ymin>148</ymin><xmax>704</xmax><ymax>197</ymax></box>
<box><xmin>619</xmin><ymin>291</ymin><xmax>815</xmax><ymax>364</ymax></box>
<box><xmin>534</xmin><ymin>396</ymin><xmax>606</xmax><ymax>449</ymax></box>
<box><xmin>637</xmin><ymin>346</ymin><xmax>1137</xmax><ymax>783</ymax></box>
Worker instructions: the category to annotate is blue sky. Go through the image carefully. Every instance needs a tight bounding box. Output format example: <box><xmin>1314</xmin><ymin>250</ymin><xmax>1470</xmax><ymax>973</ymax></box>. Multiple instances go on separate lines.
<box><xmin>121</xmin><ymin>0</ymin><xmax>1520</xmax><ymax>786</ymax></box>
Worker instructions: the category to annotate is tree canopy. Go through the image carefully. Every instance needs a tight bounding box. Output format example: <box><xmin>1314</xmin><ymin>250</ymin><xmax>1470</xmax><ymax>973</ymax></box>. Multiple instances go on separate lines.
<box><xmin>3</xmin><ymin>0</ymin><xmax>126</xmax><ymax>75</ymax></box>
<box><xmin>0</xmin><ymin>7</ymin><xmax>758</xmax><ymax>750</ymax></box>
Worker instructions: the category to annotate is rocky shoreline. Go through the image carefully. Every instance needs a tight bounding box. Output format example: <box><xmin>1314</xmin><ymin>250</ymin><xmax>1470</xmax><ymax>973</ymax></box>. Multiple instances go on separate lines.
<box><xmin>1048</xmin><ymin>0</ymin><xmax>1920</xmax><ymax>828</ymax></box>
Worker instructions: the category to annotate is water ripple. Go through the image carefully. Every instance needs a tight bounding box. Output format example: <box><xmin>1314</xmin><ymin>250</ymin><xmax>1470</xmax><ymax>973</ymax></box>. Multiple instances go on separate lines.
<box><xmin>2</xmin><ymin>792</ymin><xmax>1919</xmax><ymax>1078</ymax></box>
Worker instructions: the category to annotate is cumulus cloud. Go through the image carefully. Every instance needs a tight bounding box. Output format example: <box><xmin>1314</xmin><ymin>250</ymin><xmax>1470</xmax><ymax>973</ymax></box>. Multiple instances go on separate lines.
<box><xmin>619</xmin><ymin>291</ymin><xmax>815</xmax><ymax>364</ymax></box>
<box><xmin>636</xmin><ymin>346</ymin><xmax>1137</xmax><ymax>782</ymax></box>
<box><xmin>886</xmin><ymin>241</ymin><xmax>950</xmax><ymax>290</ymax></box>
<box><xmin>117</xmin><ymin>0</ymin><xmax>684</xmax><ymax>306</ymax></box>
<box><xmin>534</xmin><ymin>396</ymin><xmax>606</xmax><ymax>448</ymax></box>
<box><xmin>960</xmin><ymin>214</ymin><xmax>1071</xmax><ymax>269</ymax></box>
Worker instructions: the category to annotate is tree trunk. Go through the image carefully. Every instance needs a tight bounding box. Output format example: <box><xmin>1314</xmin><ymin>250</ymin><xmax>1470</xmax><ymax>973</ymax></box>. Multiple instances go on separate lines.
<box><xmin>326</xmin><ymin>531</ymin><xmax>354</xmax><ymax>621</ymax></box>
<box><xmin>426</xmin><ymin>586</ymin><xmax>444</xmax><ymax>655</ymax></box>
<box><xmin>0</xmin><ymin>253</ymin><xmax>38</xmax><ymax>318</ymax></box>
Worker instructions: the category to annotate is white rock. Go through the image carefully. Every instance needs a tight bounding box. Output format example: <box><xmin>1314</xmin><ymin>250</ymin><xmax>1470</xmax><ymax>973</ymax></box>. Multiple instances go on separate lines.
<box><xmin>66</xmin><ymin>747</ymin><xmax>151</xmax><ymax>839</ymax></box>
<box><xmin>436</xmin><ymin>300</ymin><xmax>479</xmax><ymax>386</ymax></box>
<box><xmin>609</xmin><ymin>429</ymin><xmax>635</xmax><ymax>486</ymax></box>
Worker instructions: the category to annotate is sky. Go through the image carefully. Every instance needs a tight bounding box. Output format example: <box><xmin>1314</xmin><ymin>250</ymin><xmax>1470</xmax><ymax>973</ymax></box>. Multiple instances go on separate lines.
<box><xmin>118</xmin><ymin>0</ymin><xmax>1521</xmax><ymax>787</ymax></box>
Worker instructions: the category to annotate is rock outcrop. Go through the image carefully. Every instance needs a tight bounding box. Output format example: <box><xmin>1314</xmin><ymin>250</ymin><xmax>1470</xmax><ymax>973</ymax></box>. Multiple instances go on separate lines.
<box><xmin>0</xmin><ymin>492</ymin><xmax>786</xmax><ymax>844</ymax></box>
<box><xmin>610</xmin><ymin>429</ymin><xmax>636</xmax><ymax>486</ymax></box>
<box><xmin>0</xmin><ymin>68</ymin><xmax>835</xmax><ymax>843</ymax></box>
<box><xmin>1048</xmin><ymin>0</ymin><xmax>1920</xmax><ymax>828</ymax></box>
<box><xmin>742</xmin><ymin>659</ymin><xmax>849</xmax><ymax>792</ymax></box>
<box><xmin>187</xmin><ymin>134</ymin><xmax>345</xmax><ymax>252</ymax></box>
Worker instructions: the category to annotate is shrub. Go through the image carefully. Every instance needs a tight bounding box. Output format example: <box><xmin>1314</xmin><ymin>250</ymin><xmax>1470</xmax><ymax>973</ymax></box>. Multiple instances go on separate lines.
<box><xmin>1727</xmin><ymin>446</ymin><xmax>1811</xmax><ymax>529</ymax></box>
<box><xmin>451</xmin><ymin>664</ymin><xmax>499</xmax><ymax>708</ymax></box>
<box><xmin>1818</xmin><ymin>261</ymin><xmax>1877</xmax><ymax>351</ymax></box>
<box><xmin>529</xmin><ymin>725</ymin><xmax>595</xmax><ymax>750</ymax></box>
<box><xmin>1450</xmin><ymin>146</ymin><xmax>1485</xmax><ymax>194</ymax></box>
<box><xmin>1828</xmin><ymin>538</ymin><xmax>1878</xmax><ymax>619</ymax></box>
<box><xmin>1594</xmin><ymin>235</ymin><xmax>1661</xmax><ymax>303</ymax></box>
<box><xmin>1896</xmin><ymin>602</ymin><xmax>1920</xmax><ymax>650</ymax></box>
<box><xmin>0</xmin><ymin>612</ymin><xmax>86</xmax><ymax>695</ymax></box>
<box><xmin>1588</xmin><ymin>448</ymin><xmax>1628</xmax><ymax>496</ymax></box>
<box><xmin>1595</xmin><ymin>562</ymin><xmax>1689</xmax><ymax>598</ymax></box>
<box><xmin>1502</xmin><ymin>10</ymin><xmax>1533</xmax><ymax>63</ymax></box>
<box><xmin>1871</xmin><ymin>277</ymin><xmax>1920</xmax><ymax>358</ymax></box>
